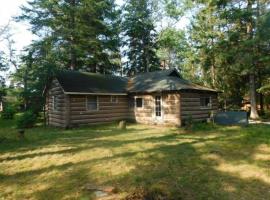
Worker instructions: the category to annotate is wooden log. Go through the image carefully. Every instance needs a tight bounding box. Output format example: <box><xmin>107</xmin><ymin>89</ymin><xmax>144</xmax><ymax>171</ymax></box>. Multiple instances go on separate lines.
<box><xmin>71</xmin><ymin>113</ymin><xmax>128</xmax><ymax>120</ymax></box>
<box><xmin>71</xmin><ymin>116</ymin><xmax>127</xmax><ymax>124</ymax></box>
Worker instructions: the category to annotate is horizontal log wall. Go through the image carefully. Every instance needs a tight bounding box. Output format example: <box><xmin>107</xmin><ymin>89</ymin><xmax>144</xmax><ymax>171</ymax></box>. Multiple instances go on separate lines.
<box><xmin>69</xmin><ymin>95</ymin><xmax>130</xmax><ymax>125</ymax></box>
<box><xmin>47</xmin><ymin>79</ymin><xmax>67</xmax><ymax>127</ymax></box>
<box><xmin>131</xmin><ymin>94</ymin><xmax>153</xmax><ymax>124</ymax></box>
<box><xmin>163</xmin><ymin>93</ymin><xmax>181</xmax><ymax>125</ymax></box>
<box><xmin>130</xmin><ymin>93</ymin><xmax>181</xmax><ymax>126</ymax></box>
<box><xmin>180</xmin><ymin>92</ymin><xmax>218</xmax><ymax>123</ymax></box>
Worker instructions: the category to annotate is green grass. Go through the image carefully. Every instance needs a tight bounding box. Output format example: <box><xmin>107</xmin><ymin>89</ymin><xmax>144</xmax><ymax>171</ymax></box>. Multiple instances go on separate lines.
<box><xmin>0</xmin><ymin>119</ymin><xmax>269</xmax><ymax>200</ymax></box>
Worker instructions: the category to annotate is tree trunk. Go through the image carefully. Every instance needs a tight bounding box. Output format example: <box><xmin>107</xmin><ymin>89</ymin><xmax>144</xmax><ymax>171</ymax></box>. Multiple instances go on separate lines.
<box><xmin>69</xmin><ymin>0</ymin><xmax>76</xmax><ymax>70</ymax></box>
<box><xmin>211</xmin><ymin>64</ymin><xmax>216</xmax><ymax>87</ymax></box>
<box><xmin>249</xmin><ymin>73</ymin><xmax>259</xmax><ymax>119</ymax></box>
<box><xmin>145</xmin><ymin>46</ymin><xmax>149</xmax><ymax>72</ymax></box>
<box><xmin>247</xmin><ymin>0</ymin><xmax>259</xmax><ymax>119</ymax></box>
<box><xmin>211</xmin><ymin>38</ymin><xmax>216</xmax><ymax>87</ymax></box>
<box><xmin>258</xmin><ymin>70</ymin><xmax>264</xmax><ymax>114</ymax></box>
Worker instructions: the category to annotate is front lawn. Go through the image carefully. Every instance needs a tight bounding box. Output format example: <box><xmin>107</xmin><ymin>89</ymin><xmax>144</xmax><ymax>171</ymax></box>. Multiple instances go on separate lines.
<box><xmin>0</xmin><ymin>120</ymin><xmax>269</xmax><ymax>200</ymax></box>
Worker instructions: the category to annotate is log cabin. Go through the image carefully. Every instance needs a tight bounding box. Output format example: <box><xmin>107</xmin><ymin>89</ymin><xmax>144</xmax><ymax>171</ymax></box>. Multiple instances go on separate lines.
<box><xmin>45</xmin><ymin>68</ymin><xmax>218</xmax><ymax>127</ymax></box>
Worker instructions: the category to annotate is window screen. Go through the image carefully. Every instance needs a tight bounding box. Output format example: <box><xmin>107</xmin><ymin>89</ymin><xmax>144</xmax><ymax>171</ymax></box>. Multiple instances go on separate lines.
<box><xmin>111</xmin><ymin>96</ymin><xmax>118</xmax><ymax>103</ymax></box>
<box><xmin>136</xmin><ymin>98</ymin><xmax>143</xmax><ymax>108</ymax></box>
<box><xmin>155</xmin><ymin>96</ymin><xmax>161</xmax><ymax>117</ymax></box>
<box><xmin>200</xmin><ymin>96</ymin><xmax>211</xmax><ymax>107</ymax></box>
<box><xmin>87</xmin><ymin>96</ymin><xmax>98</xmax><ymax>111</ymax></box>
<box><xmin>52</xmin><ymin>96</ymin><xmax>57</xmax><ymax>111</ymax></box>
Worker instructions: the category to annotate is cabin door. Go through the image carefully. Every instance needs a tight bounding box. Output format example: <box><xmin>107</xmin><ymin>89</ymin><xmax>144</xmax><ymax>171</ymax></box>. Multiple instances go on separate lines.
<box><xmin>154</xmin><ymin>96</ymin><xmax>162</xmax><ymax>121</ymax></box>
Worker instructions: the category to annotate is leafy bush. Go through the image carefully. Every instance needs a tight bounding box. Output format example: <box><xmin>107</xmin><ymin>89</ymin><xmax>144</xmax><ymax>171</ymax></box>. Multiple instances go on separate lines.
<box><xmin>16</xmin><ymin>110</ymin><xmax>37</xmax><ymax>129</ymax></box>
<box><xmin>184</xmin><ymin>114</ymin><xmax>193</xmax><ymax>130</ymax></box>
<box><xmin>261</xmin><ymin>110</ymin><xmax>270</xmax><ymax>120</ymax></box>
<box><xmin>1</xmin><ymin>105</ymin><xmax>16</xmax><ymax>120</ymax></box>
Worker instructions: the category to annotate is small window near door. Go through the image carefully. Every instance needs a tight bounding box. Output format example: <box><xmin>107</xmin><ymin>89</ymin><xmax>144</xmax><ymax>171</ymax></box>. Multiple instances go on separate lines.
<box><xmin>86</xmin><ymin>96</ymin><xmax>98</xmax><ymax>111</ymax></box>
<box><xmin>52</xmin><ymin>96</ymin><xmax>57</xmax><ymax>111</ymax></box>
<box><xmin>111</xmin><ymin>96</ymin><xmax>118</xmax><ymax>103</ymax></box>
<box><xmin>135</xmin><ymin>97</ymin><xmax>143</xmax><ymax>108</ymax></box>
<box><xmin>200</xmin><ymin>96</ymin><xmax>211</xmax><ymax>108</ymax></box>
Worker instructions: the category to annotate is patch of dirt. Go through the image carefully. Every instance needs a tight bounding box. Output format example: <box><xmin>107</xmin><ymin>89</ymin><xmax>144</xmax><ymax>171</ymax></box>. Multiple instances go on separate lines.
<box><xmin>124</xmin><ymin>187</ymin><xmax>169</xmax><ymax>200</ymax></box>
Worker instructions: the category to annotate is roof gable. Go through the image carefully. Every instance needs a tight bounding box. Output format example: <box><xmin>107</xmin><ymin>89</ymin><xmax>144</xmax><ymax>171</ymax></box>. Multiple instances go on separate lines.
<box><xmin>54</xmin><ymin>69</ymin><xmax>217</xmax><ymax>94</ymax></box>
<box><xmin>127</xmin><ymin>68</ymin><xmax>217</xmax><ymax>93</ymax></box>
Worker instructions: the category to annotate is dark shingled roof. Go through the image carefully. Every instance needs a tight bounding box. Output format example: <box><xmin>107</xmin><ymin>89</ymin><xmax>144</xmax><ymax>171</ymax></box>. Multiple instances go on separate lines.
<box><xmin>127</xmin><ymin>69</ymin><xmax>217</xmax><ymax>93</ymax></box>
<box><xmin>56</xmin><ymin>71</ymin><xmax>128</xmax><ymax>94</ymax></box>
<box><xmin>55</xmin><ymin>69</ymin><xmax>217</xmax><ymax>94</ymax></box>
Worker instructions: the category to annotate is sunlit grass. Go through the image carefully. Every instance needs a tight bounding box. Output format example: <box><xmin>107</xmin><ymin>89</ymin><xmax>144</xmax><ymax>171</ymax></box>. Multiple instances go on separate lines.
<box><xmin>0</xmin><ymin>119</ymin><xmax>269</xmax><ymax>200</ymax></box>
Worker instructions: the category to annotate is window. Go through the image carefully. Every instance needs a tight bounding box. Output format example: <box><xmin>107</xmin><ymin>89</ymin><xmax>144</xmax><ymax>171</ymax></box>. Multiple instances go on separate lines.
<box><xmin>111</xmin><ymin>96</ymin><xmax>118</xmax><ymax>103</ymax></box>
<box><xmin>86</xmin><ymin>96</ymin><xmax>98</xmax><ymax>111</ymax></box>
<box><xmin>135</xmin><ymin>97</ymin><xmax>143</xmax><ymax>108</ymax></box>
<box><xmin>155</xmin><ymin>96</ymin><xmax>161</xmax><ymax>117</ymax></box>
<box><xmin>200</xmin><ymin>96</ymin><xmax>211</xmax><ymax>108</ymax></box>
<box><xmin>52</xmin><ymin>96</ymin><xmax>57</xmax><ymax>111</ymax></box>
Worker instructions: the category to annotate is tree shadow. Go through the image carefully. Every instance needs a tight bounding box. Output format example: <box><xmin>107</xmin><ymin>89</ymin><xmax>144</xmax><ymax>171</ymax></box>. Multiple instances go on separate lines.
<box><xmin>103</xmin><ymin>137</ymin><xmax>270</xmax><ymax>199</ymax></box>
<box><xmin>0</xmin><ymin>123</ymin><xmax>269</xmax><ymax>199</ymax></box>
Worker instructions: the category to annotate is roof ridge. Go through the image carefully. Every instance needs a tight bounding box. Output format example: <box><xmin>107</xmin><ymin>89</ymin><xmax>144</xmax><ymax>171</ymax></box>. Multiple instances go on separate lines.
<box><xmin>130</xmin><ymin>68</ymin><xmax>177</xmax><ymax>78</ymax></box>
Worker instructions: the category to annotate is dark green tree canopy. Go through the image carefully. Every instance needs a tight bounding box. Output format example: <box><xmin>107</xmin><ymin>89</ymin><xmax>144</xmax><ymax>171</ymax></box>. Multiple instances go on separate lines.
<box><xmin>19</xmin><ymin>0</ymin><xmax>121</xmax><ymax>73</ymax></box>
<box><xmin>122</xmin><ymin>0</ymin><xmax>160</xmax><ymax>75</ymax></box>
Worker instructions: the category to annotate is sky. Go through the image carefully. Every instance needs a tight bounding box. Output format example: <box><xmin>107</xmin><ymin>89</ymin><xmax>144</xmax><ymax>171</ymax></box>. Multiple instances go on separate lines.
<box><xmin>0</xmin><ymin>0</ymin><xmax>33</xmax><ymax>52</ymax></box>
<box><xmin>0</xmin><ymin>0</ymin><xmax>189</xmax><ymax>53</ymax></box>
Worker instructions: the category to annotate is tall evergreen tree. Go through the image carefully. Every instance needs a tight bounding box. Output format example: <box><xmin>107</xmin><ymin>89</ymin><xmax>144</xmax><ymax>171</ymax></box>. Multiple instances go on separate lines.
<box><xmin>122</xmin><ymin>0</ymin><xmax>160</xmax><ymax>75</ymax></box>
<box><xmin>19</xmin><ymin>0</ymin><xmax>121</xmax><ymax>73</ymax></box>
<box><xmin>183</xmin><ymin>0</ymin><xmax>270</xmax><ymax>117</ymax></box>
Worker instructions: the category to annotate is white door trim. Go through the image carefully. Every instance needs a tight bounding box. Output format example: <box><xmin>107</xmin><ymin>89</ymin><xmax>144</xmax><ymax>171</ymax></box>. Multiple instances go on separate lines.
<box><xmin>154</xmin><ymin>95</ymin><xmax>163</xmax><ymax>122</ymax></box>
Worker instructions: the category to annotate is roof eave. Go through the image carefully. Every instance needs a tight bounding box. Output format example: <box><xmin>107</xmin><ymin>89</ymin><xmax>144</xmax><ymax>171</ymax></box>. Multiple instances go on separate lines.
<box><xmin>64</xmin><ymin>92</ymin><xmax>128</xmax><ymax>95</ymax></box>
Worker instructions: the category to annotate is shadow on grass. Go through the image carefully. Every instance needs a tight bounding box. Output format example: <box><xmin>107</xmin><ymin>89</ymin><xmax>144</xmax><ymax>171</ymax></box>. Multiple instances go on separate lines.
<box><xmin>0</xmin><ymin>123</ymin><xmax>146</xmax><ymax>153</ymax></box>
<box><xmin>0</xmin><ymin>122</ymin><xmax>269</xmax><ymax>199</ymax></box>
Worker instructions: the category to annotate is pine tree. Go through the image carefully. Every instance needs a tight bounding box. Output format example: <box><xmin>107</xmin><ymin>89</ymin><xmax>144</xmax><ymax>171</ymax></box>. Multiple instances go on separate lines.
<box><xmin>19</xmin><ymin>0</ymin><xmax>121</xmax><ymax>73</ymax></box>
<box><xmin>186</xmin><ymin>0</ymin><xmax>270</xmax><ymax>116</ymax></box>
<box><xmin>122</xmin><ymin>0</ymin><xmax>160</xmax><ymax>75</ymax></box>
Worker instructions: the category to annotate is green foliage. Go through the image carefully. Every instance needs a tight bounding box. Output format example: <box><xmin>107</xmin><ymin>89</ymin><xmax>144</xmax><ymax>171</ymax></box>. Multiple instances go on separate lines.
<box><xmin>16</xmin><ymin>110</ymin><xmax>38</xmax><ymax>129</ymax></box>
<box><xmin>1</xmin><ymin>105</ymin><xmax>16</xmax><ymax>120</ymax></box>
<box><xmin>14</xmin><ymin>0</ymin><xmax>122</xmax><ymax>113</ymax></box>
<box><xmin>122</xmin><ymin>0</ymin><xmax>160</xmax><ymax>75</ymax></box>
<box><xmin>184</xmin><ymin>114</ymin><xmax>193</xmax><ymax>129</ymax></box>
<box><xmin>18</xmin><ymin>0</ymin><xmax>121</xmax><ymax>73</ymax></box>
<box><xmin>182</xmin><ymin>0</ymin><xmax>270</xmax><ymax>114</ymax></box>
<box><xmin>158</xmin><ymin>28</ymin><xmax>187</xmax><ymax>69</ymax></box>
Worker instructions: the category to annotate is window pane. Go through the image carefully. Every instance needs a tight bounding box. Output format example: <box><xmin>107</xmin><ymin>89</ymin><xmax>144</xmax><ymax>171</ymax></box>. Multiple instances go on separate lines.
<box><xmin>136</xmin><ymin>98</ymin><xmax>143</xmax><ymax>108</ymax></box>
<box><xmin>111</xmin><ymin>96</ymin><xmax>118</xmax><ymax>103</ymax></box>
<box><xmin>155</xmin><ymin>96</ymin><xmax>161</xmax><ymax>116</ymax></box>
<box><xmin>53</xmin><ymin>96</ymin><xmax>57</xmax><ymax>111</ymax></box>
<box><xmin>87</xmin><ymin>96</ymin><xmax>98</xmax><ymax>110</ymax></box>
<box><xmin>200</xmin><ymin>97</ymin><xmax>211</xmax><ymax>107</ymax></box>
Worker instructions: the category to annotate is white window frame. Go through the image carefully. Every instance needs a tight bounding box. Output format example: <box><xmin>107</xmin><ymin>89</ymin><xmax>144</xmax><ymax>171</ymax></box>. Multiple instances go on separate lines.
<box><xmin>200</xmin><ymin>96</ymin><xmax>212</xmax><ymax>109</ymax></box>
<box><xmin>110</xmin><ymin>95</ymin><xmax>118</xmax><ymax>103</ymax></box>
<box><xmin>135</xmin><ymin>97</ymin><xmax>144</xmax><ymax>108</ymax></box>
<box><xmin>86</xmin><ymin>96</ymin><xmax>99</xmax><ymax>111</ymax></box>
